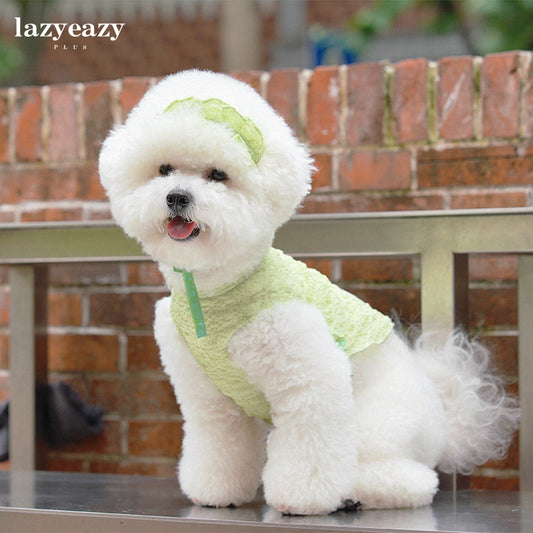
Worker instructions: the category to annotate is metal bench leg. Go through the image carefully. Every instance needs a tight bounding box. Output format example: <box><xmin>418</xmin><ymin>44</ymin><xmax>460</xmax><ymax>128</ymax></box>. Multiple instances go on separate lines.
<box><xmin>421</xmin><ymin>250</ymin><xmax>469</xmax><ymax>496</ymax></box>
<box><xmin>8</xmin><ymin>265</ymin><xmax>48</xmax><ymax>471</ymax></box>
<box><xmin>420</xmin><ymin>250</ymin><xmax>469</xmax><ymax>333</ymax></box>
<box><xmin>519</xmin><ymin>255</ymin><xmax>533</xmax><ymax>490</ymax></box>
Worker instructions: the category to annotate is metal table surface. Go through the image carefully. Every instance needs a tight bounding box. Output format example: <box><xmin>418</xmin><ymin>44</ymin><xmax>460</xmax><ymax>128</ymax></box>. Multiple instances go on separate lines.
<box><xmin>0</xmin><ymin>471</ymin><xmax>531</xmax><ymax>533</ymax></box>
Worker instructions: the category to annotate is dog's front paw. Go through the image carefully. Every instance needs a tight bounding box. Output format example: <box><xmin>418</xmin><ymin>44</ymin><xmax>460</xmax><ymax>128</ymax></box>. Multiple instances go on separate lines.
<box><xmin>179</xmin><ymin>454</ymin><xmax>261</xmax><ymax>508</ymax></box>
<box><xmin>265</xmin><ymin>479</ymin><xmax>352</xmax><ymax>516</ymax></box>
<box><xmin>263</xmin><ymin>458</ymin><xmax>357</xmax><ymax>515</ymax></box>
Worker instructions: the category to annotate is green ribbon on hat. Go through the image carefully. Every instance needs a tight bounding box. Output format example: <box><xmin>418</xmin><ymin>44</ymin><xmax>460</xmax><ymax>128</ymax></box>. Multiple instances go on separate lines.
<box><xmin>164</xmin><ymin>97</ymin><xmax>265</xmax><ymax>165</ymax></box>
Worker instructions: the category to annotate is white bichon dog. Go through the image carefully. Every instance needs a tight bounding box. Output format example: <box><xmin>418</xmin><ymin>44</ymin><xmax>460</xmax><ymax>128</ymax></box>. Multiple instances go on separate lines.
<box><xmin>99</xmin><ymin>69</ymin><xmax>519</xmax><ymax>515</ymax></box>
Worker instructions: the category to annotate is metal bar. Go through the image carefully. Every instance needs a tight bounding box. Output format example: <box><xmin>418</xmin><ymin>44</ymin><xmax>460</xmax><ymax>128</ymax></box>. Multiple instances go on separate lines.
<box><xmin>9</xmin><ymin>266</ymin><xmax>37</xmax><ymax>470</ymax></box>
<box><xmin>8</xmin><ymin>266</ymin><xmax>48</xmax><ymax>471</ymax></box>
<box><xmin>420</xmin><ymin>251</ymin><xmax>468</xmax><ymax>334</ymax></box>
<box><xmin>519</xmin><ymin>255</ymin><xmax>533</xmax><ymax>491</ymax></box>
<box><xmin>0</xmin><ymin>224</ymin><xmax>144</xmax><ymax>263</ymax></box>
<box><xmin>277</xmin><ymin>210</ymin><xmax>533</xmax><ymax>257</ymax></box>
<box><xmin>1</xmin><ymin>209</ymin><xmax>532</xmax><ymax>263</ymax></box>
<box><xmin>420</xmin><ymin>249</ymin><xmax>456</xmax><ymax>333</ymax></box>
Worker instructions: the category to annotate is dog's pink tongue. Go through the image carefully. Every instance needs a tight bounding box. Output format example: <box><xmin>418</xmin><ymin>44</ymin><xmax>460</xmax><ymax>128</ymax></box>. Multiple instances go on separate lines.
<box><xmin>167</xmin><ymin>216</ymin><xmax>196</xmax><ymax>240</ymax></box>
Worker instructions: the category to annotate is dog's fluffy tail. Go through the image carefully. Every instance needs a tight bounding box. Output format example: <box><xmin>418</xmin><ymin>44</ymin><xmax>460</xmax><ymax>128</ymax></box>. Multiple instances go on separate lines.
<box><xmin>414</xmin><ymin>330</ymin><xmax>520</xmax><ymax>475</ymax></box>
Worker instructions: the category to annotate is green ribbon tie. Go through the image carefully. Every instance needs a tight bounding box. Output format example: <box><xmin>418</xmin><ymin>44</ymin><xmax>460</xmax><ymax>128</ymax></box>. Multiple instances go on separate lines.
<box><xmin>174</xmin><ymin>267</ymin><xmax>207</xmax><ymax>339</ymax></box>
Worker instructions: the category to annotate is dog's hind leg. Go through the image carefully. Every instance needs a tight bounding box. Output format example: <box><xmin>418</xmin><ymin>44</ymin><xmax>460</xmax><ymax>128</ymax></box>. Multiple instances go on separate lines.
<box><xmin>228</xmin><ymin>301</ymin><xmax>359</xmax><ymax>515</ymax></box>
<box><xmin>352</xmin><ymin>459</ymin><xmax>438</xmax><ymax>509</ymax></box>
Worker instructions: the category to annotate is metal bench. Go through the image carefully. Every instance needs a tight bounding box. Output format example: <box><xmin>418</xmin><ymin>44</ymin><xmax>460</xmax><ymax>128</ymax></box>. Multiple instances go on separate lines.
<box><xmin>1</xmin><ymin>207</ymin><xmax>533</xmax><ymax>532</ymax></box>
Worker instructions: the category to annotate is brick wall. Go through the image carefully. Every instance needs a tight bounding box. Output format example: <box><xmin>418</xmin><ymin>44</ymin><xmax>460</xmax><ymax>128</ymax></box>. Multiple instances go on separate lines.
<box><xmin>1</xmin><ymin>51</ymin><xmax>531</xmax><ymax>487</ymax></box>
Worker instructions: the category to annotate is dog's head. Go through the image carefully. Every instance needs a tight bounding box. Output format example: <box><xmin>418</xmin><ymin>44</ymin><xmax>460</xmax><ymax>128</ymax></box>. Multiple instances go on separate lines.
<box><xmin>99</xmin><ymin>70</ymin><xmax>313</xmax><ymax>275</ymax></box>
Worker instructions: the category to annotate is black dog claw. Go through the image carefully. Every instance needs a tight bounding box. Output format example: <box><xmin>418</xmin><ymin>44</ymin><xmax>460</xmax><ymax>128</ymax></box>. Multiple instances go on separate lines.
<box><xmin>341</xmin><ymin>499</ymin><xmax>362</xmax><ymax>512</ymax></box>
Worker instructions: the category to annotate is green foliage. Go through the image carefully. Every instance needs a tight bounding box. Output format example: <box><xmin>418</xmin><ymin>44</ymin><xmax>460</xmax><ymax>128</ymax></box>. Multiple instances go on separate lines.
<box><xmin>0</xmin><ymin>0</ymin><xmax>55</xmax><ymax>86</ymax></box>
<box><xmin>349</xmin><ymin>0</ymin><xmax>533</xmax><ymax>56</ymax></box>
<box><xmin>0</xmin><ymin>40</ymin><xmax>23</xmax><ymax>84</ymax></box>
<box><xmin>465</xmin><ymin>0</ymin><xmax>533</xmax><ymax>53</ymax></box>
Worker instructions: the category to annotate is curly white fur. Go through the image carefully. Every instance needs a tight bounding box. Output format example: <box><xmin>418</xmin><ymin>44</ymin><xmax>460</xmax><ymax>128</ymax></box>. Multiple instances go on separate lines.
<box><xmin>414</xmin><ymin>331</ymin><xmax>520</xmax><ymax>474</ymax></box>
<box><xmin>99</xmin><ymin>69</ymin><xmax>520</xmax><ymax>515</ymax></box>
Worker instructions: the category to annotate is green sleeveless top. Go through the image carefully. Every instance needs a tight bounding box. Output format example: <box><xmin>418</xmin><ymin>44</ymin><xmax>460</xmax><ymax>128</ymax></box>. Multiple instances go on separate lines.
<box><xmin>170</xmin><ymin>248</ymin><xmax>393</xmax><ymax>421</ymax></box>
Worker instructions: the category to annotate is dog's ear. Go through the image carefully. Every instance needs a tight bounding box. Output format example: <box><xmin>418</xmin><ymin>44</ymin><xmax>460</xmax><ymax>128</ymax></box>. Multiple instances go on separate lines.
<box><xmin>99</xmin><ymin>125</ymin><xmax>126</xmax><ymax>193</ymax></box>
<box><xmin>254</xmin><ymin>133</ymin><xmax>314</xmax><ymax>227</ymax></box>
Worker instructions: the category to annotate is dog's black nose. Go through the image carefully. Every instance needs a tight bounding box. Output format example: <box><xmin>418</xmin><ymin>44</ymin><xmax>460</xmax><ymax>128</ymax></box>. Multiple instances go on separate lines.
<box><xmin>166</xmin><ymin>190</ymin><xmax>191</xmax><ymax>210</ymax></box>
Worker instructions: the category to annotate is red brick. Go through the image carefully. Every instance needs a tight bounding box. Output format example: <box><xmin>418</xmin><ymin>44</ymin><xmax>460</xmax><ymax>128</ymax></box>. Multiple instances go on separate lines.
<box><xmin>341</xmin><ymin>258</ymin><xmax>413</xmax><ymax>282</ymax></box>
<box><xmin>21</xmin><ymin>207</ymin><xmax>83</xmax><ymax>222</ymax></box>
<box><xmin>267</xmin><ymin>68</ymin><xmax>300</xmax><ymax>135</ymax></box>
<box><xmin>338</xmin><ymin>150</ymin><xmax>411</xmax><ymax>190</ymax></box>
<box><xmin>48</xmin><ymin>292</ymin><xmax>82</xmax><ymax>326</ymax></box>
<box><xmin>437</xmin><ymin>56</ymin><xmax>474</xmax><ymax>140</ymax></box>
<box><xmin>87</xmin><ymin>378</ymin><xmax>122</xmax><ymax>415</ymax></box>
<box><xmin>14</xmin><ymin>86</ymin><xmax>42</xmax><ymax>162</ymax></box>
<box><xmin>311</xmin><ymin>152</ymin><xmax>332</xmax><ymax>190</ymax></box>
<box><xmin>230</xmin><ymin>71</ymin><xmax>263</xmax><ymax>94</ymax></box>
<box><xmin>47</xmin><ymin>457</ymin><xmax>87</xmax><ymax>473</ymax></box>
<box><xmin>48</xmin><ymin>334</ymin><xmax>120</xmax><ymax>372</ymax></box>
<box><xmin>84</xmin><ymin>81</ymin><xmax>114</xmax><ymax>161</ymax></box>
<box><xmin>524</xmin><ymin>55</ymin><xmax>533</xmax><ymax>137</ymax></box>
<box><xmin>89</xmin><ymin>291</ymin><xmax>163</xmax><ymax>328</ymax></box>
<box><xmin>89</xmin><ymin>458</ymin><xmax>176</xmax><ymax>477</ymax></box>
<box><xmin>301</xmin><ymin>259</ymin><xmax>333</xmax><ymax>278</ymax></box>
<box><xmin>469</xmin><ymin>255</ymin><xmax>518</xmax><ymax>281</ymax></box>
<box><xmin>0</xmin><ymin>288</ymin><xmax>8</xmax><ymax>327</ymax></box>
<box><xmin>127</xmin><ymin>262</ymin><xmax>165</xmax><ymax>286</ymax></box>
<box><xmin>349</xmin><ymin>287</ymin><xmax>420</xmax><ymax>322</ymax></box>
<box><xmin>469</xmin><ymin>287</ymin><xmax>517</xmax><ymax>328</ymax></box>
<box><xmin>346</xmin><ymin>62</ymin><xmax>384</xmax><ymax>146</ymax></box>
<box><xmin>127</xmin><ymin>334</ymin><xmax>161</xmax><ymax>371</ymax></box>
<box><xmin>0</xmin><ymin>334</ymin><xmax>8</xmax><ymax>370</ymax></box>
<box><xmin>49</xmin><ymin>263</ymin><xmax>122</xmax><ymax>287</ymax></box>
<box><xmin>0</xmin><ymin>88</ymin><xmax>9</xmax><ymax>163</ymax></box>
<box><xmin>48</xmin><ymin>83</ymin><xmax>79</xmax><ymax>161</ymax></box>
<box><xmin>60</xmin><ymin>420</ymin><xmax>121</xmax><ymax>455</ymax></box>
<box><xmin>470</xmin><ymin>475</ymin><xmax>519</xmax><ymax>491</ymax></box>
<box><xmin>301</xmin><ymin>193</ymin><xmax>444</xmax><ymax>214</ymax></box>
<box><xmin>418</xmin><ymin>146</ymin><xmax>533</xmax><ymax>188</ymax></box>
<box><xmin>392</xmin><ymin>58</ymin><xmax>428</xmax><ymax>143</ymax></box>
<box><xmin>89</xmin><ymin>377</ymin><xmax>178</xmax><ymax>417</ymax></box>
<box><xmin>120</xmin><ymin>77</ymin><xmax>151</xmax><ymax>120</ymax></box>
<box><xmin>451</xmin><ymin>190</ymin><xmax>528</xmax><ymax>209</ymax></box>
<box><xmin>481</xmin><ymin>52</ymin><xmax>520</xmax><ymax>139</ymax></box>
<box><xmin>478</xmin><ymin>334</ymin><xmax>518</xmax><ymax>376</ymax></box>
<box><xmin>306</xmin><ymin>66</ymin><xmax>340</xmax><ymax>145</ymax></box>
<box><xmin>124</xmin><ymin>378</ymin><xmax>179</xmax><ymax>417</ymax></box>
<box><xmin>128</xmin><ymin>420</ymin><xmax>182</xmax><ymax>457</ymax></box>
<box><xmin>0</xmin><ymin>164</ymin><xmax>106</xmax><ymax>203</ymax></box>
<box><xmin>0</xmin><ymin>370</ymin><xmax>9</xmax><ymax>403</ymax></box>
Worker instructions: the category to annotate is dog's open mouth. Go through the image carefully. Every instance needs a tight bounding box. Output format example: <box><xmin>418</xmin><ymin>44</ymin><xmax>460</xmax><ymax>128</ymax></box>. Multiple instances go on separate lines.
<box><xmin>167</xmin><ymin>215</ymin><xmax>200</xmax><ymax>241</ymax></box>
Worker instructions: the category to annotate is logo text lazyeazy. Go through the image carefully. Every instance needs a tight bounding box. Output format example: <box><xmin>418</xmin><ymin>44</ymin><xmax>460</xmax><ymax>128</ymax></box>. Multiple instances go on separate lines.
<box><xmin>14</xmin><ymin>17</ymin><xmax>125</xmax><ymax>41</ymax></box>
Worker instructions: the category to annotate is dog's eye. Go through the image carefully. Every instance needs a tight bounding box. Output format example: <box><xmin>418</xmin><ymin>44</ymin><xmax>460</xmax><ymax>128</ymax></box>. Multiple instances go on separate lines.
<box><xmin>159</xmin><ymin>163</ymin><xmax>174</xmax><ymax>176</ymax></box>
<box><xmin>208</xmin><ymin>169</ymin><xmax>228</xmax><ymax>182</ymax></box>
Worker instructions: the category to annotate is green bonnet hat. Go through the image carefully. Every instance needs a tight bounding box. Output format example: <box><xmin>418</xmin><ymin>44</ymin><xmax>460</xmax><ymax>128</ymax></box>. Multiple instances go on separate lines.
<box><xmin>164</xmin><ymin>97</ymin><xmax>265</xmax><ymax>165</ymax></box>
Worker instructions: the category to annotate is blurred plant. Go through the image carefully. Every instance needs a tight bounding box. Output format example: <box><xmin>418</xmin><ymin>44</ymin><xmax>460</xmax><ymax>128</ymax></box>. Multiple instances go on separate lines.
<box><xmin>1</xmin><ymin>0</ymin><xmax>55</xmax><ymax>86</ymax></box>
<box><xmin>349</xmin><ymin>0</ymin><xmax>533</xmax><ymax>56</ymax></box>
<box><xmin>309</xmin><ymin>24</ymin><xmax>360</xmax><ymax>65</ymax></box>
<box><xmin>0</xmin><ymin>40</ymin><xmax>24</xmax><ymax>84</ymax></box>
